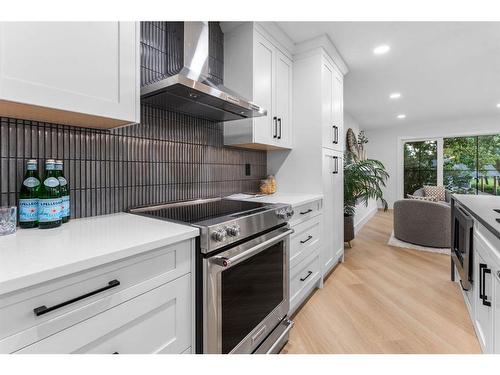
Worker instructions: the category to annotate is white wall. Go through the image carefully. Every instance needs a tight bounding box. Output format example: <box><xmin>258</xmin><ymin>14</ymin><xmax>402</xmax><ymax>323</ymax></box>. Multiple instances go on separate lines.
<box><xmin>365</xmin><ymin>114</ymin><xmax>500</xmax><ymax>208</ymax></box>
<box><xmin>344</xmin><ymin>112</ymin><xmax>378</xmax><ymax>232</ymax></box>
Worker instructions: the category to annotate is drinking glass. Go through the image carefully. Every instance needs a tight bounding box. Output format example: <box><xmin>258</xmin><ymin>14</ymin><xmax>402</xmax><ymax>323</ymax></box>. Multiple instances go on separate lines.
<box><xmin>0</xmin><ymin>206</ymin><xmax>17</xmax><ymax>236</ymax></box>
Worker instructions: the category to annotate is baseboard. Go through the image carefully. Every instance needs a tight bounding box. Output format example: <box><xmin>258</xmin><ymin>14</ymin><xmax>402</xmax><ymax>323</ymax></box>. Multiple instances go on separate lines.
<box><xmin>354</xmin><ymin>206</ymin><xmax>378</xmax><ymax>234</ymax></box>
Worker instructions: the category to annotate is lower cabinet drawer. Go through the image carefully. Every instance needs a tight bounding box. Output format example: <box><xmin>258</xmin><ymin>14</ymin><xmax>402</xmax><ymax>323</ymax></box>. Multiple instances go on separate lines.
<box><xmin>16</xmin><ymin>273</ymin><xmax>192</xmax><ymax>354</ymax></box>
<box><xmin>289</xmin><ymin>200</ymin><xmax>322</xmax><ymax>226</ymax></box>
<box><xmin>289</xmin><ymin>250</ymin><xmax>320</xmax><ymax>313</ymax></box>
<box><xmin>290</xmin><ymin>216</ymin><xmax>321</xmax><ymax>268</ymax></box>
<box><xmin>0</xmin><ymin>239</ymin><xmax>192</xmax><ymax>352</ymax></box>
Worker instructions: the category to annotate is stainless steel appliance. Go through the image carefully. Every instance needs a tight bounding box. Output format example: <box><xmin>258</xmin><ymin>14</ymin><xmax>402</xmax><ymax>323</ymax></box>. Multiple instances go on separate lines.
<box><xmin>141</xmin><ymin>22</ymin><xmax>266</xmax><ymax>122</ymax></box>
<box><xmin>130</xmin><ymin>198</ymin><xmax>294</xmax><ymax>354</ymax></box>
<box><xmin>451</xmin><ymin>198</ymin><xmax>475</xmax><ymax>290</ymax></box>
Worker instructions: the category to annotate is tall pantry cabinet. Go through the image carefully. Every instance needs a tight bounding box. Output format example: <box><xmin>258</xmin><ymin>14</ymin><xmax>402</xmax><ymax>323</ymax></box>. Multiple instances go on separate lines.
<box><xmin>268</xmin><ymin>38</ymin><xmax>348</xmax><ymax>277</ymax></box>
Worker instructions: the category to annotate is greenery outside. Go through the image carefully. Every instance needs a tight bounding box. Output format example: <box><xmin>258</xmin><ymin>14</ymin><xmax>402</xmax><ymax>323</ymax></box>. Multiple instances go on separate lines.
<box><xmin>403</xmin><ymin>140</ymin><xmax>437</xmax><ymax>197</ymax></box>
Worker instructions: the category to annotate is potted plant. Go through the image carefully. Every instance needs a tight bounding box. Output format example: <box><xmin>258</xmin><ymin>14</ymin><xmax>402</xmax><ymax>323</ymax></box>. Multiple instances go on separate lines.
<box><xmin>344</xmin><ymin>151</ymin><xmax>389</xmax><ymax>247</ymax></box>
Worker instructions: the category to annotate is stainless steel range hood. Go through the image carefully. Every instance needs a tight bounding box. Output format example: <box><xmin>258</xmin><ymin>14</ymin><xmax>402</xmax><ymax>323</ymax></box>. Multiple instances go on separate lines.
<box><xmin>141</xmin><ymin>22</ymin><xmax>266</xmax><ymax>122</ymax></box>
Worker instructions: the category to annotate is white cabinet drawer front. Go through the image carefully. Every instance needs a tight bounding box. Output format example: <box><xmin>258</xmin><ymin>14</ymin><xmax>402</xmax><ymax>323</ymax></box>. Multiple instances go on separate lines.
<box><xmin>290</xmin><ymin>216</ymin><xmax>321</xmax><ymax>268</ymax></box>
<box><xmin>0</xmin><ymin>240</ymin><xmax>191</xmax><ymax>350</ymax></box>
<box><xmin>289</xmin><ymin>200</ymin><xmax>322</xmax><ymax>225</ymax></box>
<box><xmin>16</xmin><ymin>274</ymin><xmax>192</xmax><ymax>354</ymax></box>
<box><xmin>290</xmin><ymin>250</ymin><xmax>320</xmax><ymax>309</ymax></box>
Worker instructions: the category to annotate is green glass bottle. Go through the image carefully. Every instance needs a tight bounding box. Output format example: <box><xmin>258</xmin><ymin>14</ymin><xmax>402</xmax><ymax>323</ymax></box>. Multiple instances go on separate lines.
<box><xmin>38</xmin><ymin>159</ymin><xmax>62</xmax><ymax>229</ymax></box>
<box><xmin>19</xmin><ymin>159</ymin><xmax>41</xmax><ymax>229</ymax></box>
<box><xmin>55</xmin><ymin>160</ymin><xmax>70</xmax><ymax>223</ymax></box>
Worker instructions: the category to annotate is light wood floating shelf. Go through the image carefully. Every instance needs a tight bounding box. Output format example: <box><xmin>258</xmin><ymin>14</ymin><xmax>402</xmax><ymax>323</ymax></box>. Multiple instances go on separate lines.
<box><xmin>0</xmin><ymin>100</ymin><xmax>133</xmax><ymax>130</ymax></box>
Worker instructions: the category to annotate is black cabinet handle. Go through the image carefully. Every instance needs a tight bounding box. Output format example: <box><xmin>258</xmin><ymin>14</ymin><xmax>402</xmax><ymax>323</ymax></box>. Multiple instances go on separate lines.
<box><xmin>273</xmin><ymin>117</ymin><xmax>277</xmax><ymax>138</ymax></box>
<box><xmin>332</xmin><ymin>156</ymin><xmax>339</xmax><ymax>174</ymax></box>
<box><xmin>300</xmin><ymin>271</ymin><xmax>313</xmax><ymax>282</ymax></box>
<box><xmin>112</xmin><ymin>352</ymin><xmax>119</xmax><ymax>354</ymax></box>
<box><xmin>479</xmin><ymin>263</ymin><xmax>484</xmax><ymax>299</ymax></box>
<box><xmin>278</xmin><ymin>118</ymin><xmax>282</xmax><ymax>139</ymax></box>
<box><xmin>300</xmin><ymin>209</ymin><xmax>313</xmax><ymax>215</ymax></box>
<box><xmin>481</xmin><ymin>264</ymin><xmax>492</xmax><ymax>307</ymax></box>
<box><xmin>332</xmin><ymin>125</ymin><xmax>339</xmax><ymax>144</ymax></box>
<box><xmin>33</xmin><ymin>279</ymin><xmax>120</xmax><ymax>317</ymax></box>
<box><xmin>300</xmin><ymin>235</ymin><xmax>313</xmax><ymax>244</ymax></box>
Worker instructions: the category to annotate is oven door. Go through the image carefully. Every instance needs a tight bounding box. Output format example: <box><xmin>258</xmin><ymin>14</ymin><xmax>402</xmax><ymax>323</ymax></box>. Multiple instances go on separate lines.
<box><xmin>451</xmin><ymin>204</ymin><xmax>474</xmax><ymax>290</ymax></box>
<box><xmin>203</xmin><ymin>226</ymin><xmax>292</xmax><ymax>354</ymax></box>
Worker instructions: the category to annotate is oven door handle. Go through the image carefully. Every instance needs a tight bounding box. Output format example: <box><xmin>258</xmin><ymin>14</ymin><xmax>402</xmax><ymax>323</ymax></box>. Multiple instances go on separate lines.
<box><xmin>211</xmin><ymin>228</ymin><xmax>294</xmax><ymax>268</ymax></box>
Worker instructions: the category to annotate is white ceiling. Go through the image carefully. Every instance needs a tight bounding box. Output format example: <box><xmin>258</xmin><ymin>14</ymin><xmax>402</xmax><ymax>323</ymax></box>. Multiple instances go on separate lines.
<box><xmin>276</xmin><ymin>22</ymin><xmax>500</xmax><ymax>129</ymax></box>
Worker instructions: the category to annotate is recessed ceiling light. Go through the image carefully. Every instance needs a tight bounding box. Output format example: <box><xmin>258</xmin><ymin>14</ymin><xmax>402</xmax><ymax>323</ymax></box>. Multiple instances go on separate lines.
<box><xmin>397</xmin><ymin>114</ymin><xmax>406</xmax><ymax>119</ymax></box>
<box><xmin>389</xmin><ymin>92</ymin><xmax>401</xmax><ymax>99</ymax></box>
<box><xmin>373</xmin><ymin>44</ymin><xmax>390</xmax><ymax>55</ymax></box>
<box><xmin>496</xmin><ymin>103</ymin><xmax>500</xmax><ymax>108</ymax></box>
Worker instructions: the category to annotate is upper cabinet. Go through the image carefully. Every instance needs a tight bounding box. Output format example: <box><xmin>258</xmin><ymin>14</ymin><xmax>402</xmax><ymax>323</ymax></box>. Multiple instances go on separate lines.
<box><xmin>321</xmin><ymin>57</ymin><xmax>344</xmax><ymax>152</ymax></box>
<box><xmin>222</xmin><ymin>22</ymin><xmax>293</xmax><ymax>150</ymax></box>
<box><xmin>0</xmin><ymin>22</ymin><xmax>140</xmax><ymax>129</ymax></box>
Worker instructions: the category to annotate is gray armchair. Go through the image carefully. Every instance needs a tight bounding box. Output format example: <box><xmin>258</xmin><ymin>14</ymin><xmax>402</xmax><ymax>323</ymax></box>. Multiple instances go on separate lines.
<box><xmin>393</xmin><ymin>189</ymin><xmax>451</xmax><ymax>248</ymax></box>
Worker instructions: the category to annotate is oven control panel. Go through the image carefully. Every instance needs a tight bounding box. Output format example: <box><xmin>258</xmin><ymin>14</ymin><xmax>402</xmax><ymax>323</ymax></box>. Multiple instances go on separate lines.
<box><xmin>276</xmin><ymin>207</ymin><xmax>294</xmax><ymax>220</ymax></box>
<box><xmin>203</xmin><ymin>203</ymin><xmax>293</xmax><ymax>252</ymax></box>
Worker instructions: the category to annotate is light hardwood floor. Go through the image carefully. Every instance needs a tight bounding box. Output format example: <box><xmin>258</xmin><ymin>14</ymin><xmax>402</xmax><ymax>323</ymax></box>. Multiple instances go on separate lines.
<box><xmin>282</xmin><ymin>210</ymin><xmax>481</xmax><ymax>354</ymax></box>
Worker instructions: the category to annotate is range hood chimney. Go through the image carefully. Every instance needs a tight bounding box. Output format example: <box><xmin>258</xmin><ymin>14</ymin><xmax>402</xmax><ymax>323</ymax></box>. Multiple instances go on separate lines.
<box><xmin>141</xmin><ymin>22</ymin><xmax>266</xmax><ymax>122</ymax></box>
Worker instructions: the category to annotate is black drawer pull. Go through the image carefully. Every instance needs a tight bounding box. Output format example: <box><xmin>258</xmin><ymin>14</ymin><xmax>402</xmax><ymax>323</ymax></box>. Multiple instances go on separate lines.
<box><xmin>482</xmin><ymin>265</ymin><xmax>492</xmax><ymax>307</ymax></box>
<box><xmin>300</xmin><ymin>235</ymin><xmax>313</xmax><ymax>244</ymax></box>
<box><xmin>33</xmin><ymin>279</ymin><xmax>120</xmax><ymax>317</ymax></box>
<box><xmin>300</xmin><ymin>271</ymin><xmax>313</xmax><ymax>282</ymax></box>
<box><xmin>113</xmin><ymin>352</ymin><xmax>119</xmax><ymax>354</ymax></box>
<box><xmin>300</xmin><ymin>209</ymin><xmax>313</xmax><ymax>215</ymax></box>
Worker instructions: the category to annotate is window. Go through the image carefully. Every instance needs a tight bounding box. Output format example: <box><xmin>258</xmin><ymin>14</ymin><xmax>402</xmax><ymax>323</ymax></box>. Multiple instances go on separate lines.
<box><xmin>444</xmin><ymin>135</ymin><xmax>500</xmax><ymax>195</ymax></box>
<box><xmin>401</xmin><ymin>133</ymin><xmax>499</xmax><ymax>199</ymax></box>
<box><xmin>403</xmin><ymin>140</ymin><xmax>438</xmax><ymax>197</ymax></box>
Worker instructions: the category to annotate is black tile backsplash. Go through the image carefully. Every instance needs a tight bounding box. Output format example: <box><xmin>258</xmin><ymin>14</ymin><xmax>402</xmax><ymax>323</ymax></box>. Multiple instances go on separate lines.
<box><xmin>0</xmin><ymin>21</ymin><xmax>266</xmax><ymax>219</ymax></box>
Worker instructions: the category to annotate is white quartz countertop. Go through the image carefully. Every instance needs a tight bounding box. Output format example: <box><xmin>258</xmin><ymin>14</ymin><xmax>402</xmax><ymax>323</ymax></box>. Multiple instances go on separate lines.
<box><xmin>0</xmin><ymin>213</ymin><xmax>199</xmax><ymax>295</ymax></box>
<box><xmin>452</xmin><ymin>194</ymin><xmax>500</xmax><ymax>239</ymax></box>
<box><xmin>226</xmin><ymin>192</ymin><xmax>323</xmax><ymax>207</ymax></box>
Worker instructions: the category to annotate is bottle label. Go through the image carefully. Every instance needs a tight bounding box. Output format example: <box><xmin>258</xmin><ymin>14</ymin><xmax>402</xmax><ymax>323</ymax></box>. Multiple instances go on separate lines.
<box><xmin>43</xmin><ymin>177</ymin><xmax>59</xmax><ymax>188</ymax></box>
<box><xmin>58</xmin><ymin>176</ymin><xmax>68</xmax><ymax>186</ymax></box>
<box><xmin>27</xmin><ymin>163</ymin><xmax>37</xmax><ymax>171</ymax></box>
<box><xmin>45</xmin><ymin>164</ymin><xmax>55</xmax><ymax>171</ymax></box>
<box><xmin>19</xmin><ymin>199</ymin><xmax>38</xmax><ymax>222</ymax></box>
<box><xmin>38</xmin><ymin>198</ymin><xmax>62</xmax><ymax>222</ymax></box>
<box><xmin>61</xmin><ymin>195</ymin><xmax>70</xmax><ymax>218</ymax></box>
<box><xmin>23</xmin><ymin>177</ymin><xmax>40</xmax><ymax>188</ymax></box>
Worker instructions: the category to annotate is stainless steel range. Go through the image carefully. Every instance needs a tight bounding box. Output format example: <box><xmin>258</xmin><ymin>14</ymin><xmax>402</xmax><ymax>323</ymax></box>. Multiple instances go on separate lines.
<box><xmin>129</xmin><ymin>197</ymin><xmax>294</xmax><ymax>354</ymax></box>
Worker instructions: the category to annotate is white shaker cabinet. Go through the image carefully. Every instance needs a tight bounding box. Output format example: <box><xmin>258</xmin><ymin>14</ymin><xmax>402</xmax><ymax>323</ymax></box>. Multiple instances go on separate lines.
<box><xmin>268</xmin><ymin>36</ymin><xmax>348</xmax><ymax>279</ymax></box>
<box><xmin>322</xmin><ymin>148</ymin><xmax>344</xmax><ymax>274</ymax></box>
<box><xmin>0</xmin><ymin>22</ymin><xmax>140</xmax><ymax>129</ymax></box>
<box><xmin>321</xmin><ymin>58</ymin><xmax>344</xmax><ymax>152</ymax></box>
<box><xmin>473</xmin><ymin>242</ymin><xmax>494</xmax><ymax>353</ymax></box>
<box><xmin>223</xmin><ymin>22</ymin><xmax>293</xmax><ymax>150</ymax></box>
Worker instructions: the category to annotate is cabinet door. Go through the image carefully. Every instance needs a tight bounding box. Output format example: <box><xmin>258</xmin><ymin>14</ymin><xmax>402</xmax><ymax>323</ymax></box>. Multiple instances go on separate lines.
<box><xmin>332</xmin><ymin>152</ymin><xmax>344</xmax><ymax>260</ymax></box>
<box><xmin>275</xmin><ymin>50</ymin><xmax>292</xmax><ymax>149</ymax></box>
<box><xmin>494</xmin><ymin>266</ymin><xmax>500</xmax><ymax>353</ymax></box>
<box><xmin>252</xmin><ymin>32</ymin><xmax>275</xmax><ymax>145</ymax></box>
<box><xmin>321</xmin><ymin>61</ymin><xmax>335</xmax><ymax>150</ymax></box>
<box><xmin>322</xmin><ymin>148</ymin><xmax>344</xmax><ymax>275</ymax></box>
<box><xmin>332</xmin><ymin>69</ymin><xmax>344</xmax><ymax>152</ymax></box>
<box><xmin>474</xmin><ymin>245</ymin><xmax>494</xmax><ymax>353</ymax></box>
<box><xmin>0</xmin><ymin>22</ymin><xmax>139</xmax><ymax>125</ymax></box>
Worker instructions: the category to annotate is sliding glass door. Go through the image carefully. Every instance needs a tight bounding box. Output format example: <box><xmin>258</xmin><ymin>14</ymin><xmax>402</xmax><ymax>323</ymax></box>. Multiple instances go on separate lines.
<box><xmin>403</xmin><ymin>140</ymin><xmax>438</xmax><ymax>197</ymax></box>
<box><xmin>444</xmin><ymin>134</ymin><xmax>500</xmax><ymax>195</ymax></box>
<box><xmin>401</xmin><ymin>133</ymin><xmax>499</xmax><ymax>199</ymax></box>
